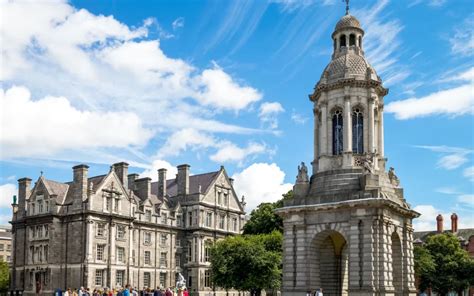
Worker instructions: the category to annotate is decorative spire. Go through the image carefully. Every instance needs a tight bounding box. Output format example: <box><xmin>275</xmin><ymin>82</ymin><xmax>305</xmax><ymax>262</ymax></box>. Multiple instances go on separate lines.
<box><xmin>344</xmin><ymin>0</ymin><xmax>350</xmax><ymax>15</ymax></box>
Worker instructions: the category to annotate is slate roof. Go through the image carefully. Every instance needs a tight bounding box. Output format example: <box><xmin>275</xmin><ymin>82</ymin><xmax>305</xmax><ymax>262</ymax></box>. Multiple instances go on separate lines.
<box><xmin>151</xmin><ymin>171</ymin><xmax>219</xmax><ymax>197</ymax></box>
<box><xmin>43</xmin><ymin>179</ymin><xmax>69</xmax><ymax>199</ymax></box>
<box><xmin>414</xmin><ymin>228</ymin><xmax>474</xmax><ymax>242</ymax></box>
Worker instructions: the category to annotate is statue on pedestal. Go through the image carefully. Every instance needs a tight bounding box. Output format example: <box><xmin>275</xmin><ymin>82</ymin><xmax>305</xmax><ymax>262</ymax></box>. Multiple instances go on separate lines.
<box><xmin>296</xmin><ymin>162</ymin><xmax>309</xmax><ymax>183</ymax></box>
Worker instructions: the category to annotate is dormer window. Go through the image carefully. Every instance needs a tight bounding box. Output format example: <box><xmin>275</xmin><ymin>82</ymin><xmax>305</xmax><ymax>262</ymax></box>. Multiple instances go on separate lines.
<box><xmin>145</xmin><ymin>210</ymin><xmax>152</xmax><ymax>222</ymax></box>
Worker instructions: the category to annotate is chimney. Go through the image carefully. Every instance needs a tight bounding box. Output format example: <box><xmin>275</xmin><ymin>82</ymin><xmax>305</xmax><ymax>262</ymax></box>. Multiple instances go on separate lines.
<box><xmin>128</xmin><ymin>173</ymin><xmax>139</xmax><ymax>191</ymax></box>
<box><xmin>229</xmin><ymin>178</ymin><xmax>234</xmax><ymax>186</ymax></box>
<box><xmin>135</xmin><ymin>177</ymin><xmax>151</xmax><ymax>201</ymax></box>
<box><xmin>451</xmin><ymin>213</ymin><xmax>458</xmax><ymax>233</ymax></box>
<box><xmin>17</xmin><ymin>177</ymin><xmax>32</xmax><ymax>219</ymax></box>
<box><xmin>436</xmin><ymin>214</ymin><xmax>444</xmax><ymax>233</ymax></box>
<box><xmin>112</xmin><ymin>162</ymin><xmax>129</xmax><ymax>189</ymax></box>
<box><xmin>177</xmin><ymin>164</ymin><xmax>190</xmax><ymax>196</ymax></box>
<box><xmin>72</xmin><ymin>164</ymin><xmax>89</xmax><ymax>209</ymax></box>
<box><xmin>158</xmin><ymin>168</ymin><xmax>167</xmax><ymax>198</ymax></box>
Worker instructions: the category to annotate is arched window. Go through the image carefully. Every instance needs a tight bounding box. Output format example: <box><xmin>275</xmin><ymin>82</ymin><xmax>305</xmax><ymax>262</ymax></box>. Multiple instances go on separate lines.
<box><xmin>358</xmin><ymin>36</ymin><xmax>362</xmax><ymax>48</ymax></box>
<box><xmin>332</xmin><ymin>110</ymin><xmax>343</xmax><ymax>155</ymax></box>
<box><xmin>349</xmin><ymin>34</ymin><xmax>356</xmax><ymax>46</ymax></box>
<box><xmin>339</xmin><ymin>35</ymin><xmax>346</xmax><ymax>47</ymax></box>
<box><xmin>352</xmin><ymin>108</ymin><xmax>363</xmax><ymax>154</ymax></box>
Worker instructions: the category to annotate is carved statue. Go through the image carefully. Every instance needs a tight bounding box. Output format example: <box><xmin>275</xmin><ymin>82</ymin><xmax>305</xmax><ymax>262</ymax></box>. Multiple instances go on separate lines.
<box><xmin>176</xmin><ymin>273</ymin><xmax>186</xmax><ymax>289</ymax></box>
<box><xmin>388</xmin><ymin>167</ymin><xmax>400</xmax><ymax>187</ymax></box>
<box><xmin>296</xmin><ymin>162</ymin><xmax>309</xmax><ymax>183</ymax></box>
<box><xmin>362</xmin><ymin>153</ymin><xmax>375</xmax><ymax>175</ymax></box>
<box><xmin>13</xmin><ymin>195</ymin><xmax>17</xmax><ymax>205</ymax></box>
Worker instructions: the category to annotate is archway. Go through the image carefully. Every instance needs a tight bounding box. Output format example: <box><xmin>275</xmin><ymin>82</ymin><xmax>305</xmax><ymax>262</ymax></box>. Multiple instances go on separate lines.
<box><xmin>310</xmin><ymin>230</ymin><xmax>348</xmax><ymax>296</ymax></box>
<box><xmin>391</xmin><ymin>232</ymin><xmax>403</xmax><ymax>295</ymax></box>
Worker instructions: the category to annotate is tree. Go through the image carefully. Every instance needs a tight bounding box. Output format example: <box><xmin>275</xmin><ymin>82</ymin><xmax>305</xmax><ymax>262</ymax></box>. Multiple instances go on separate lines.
<box><xmin>210</xmin><ymin>231</ymin><xmax>283</xmax><ymax>296</ymax></box>
<box><xmin>0</xmin><ymin>261</ymin><xmax>9</xmax><ymax>292</ymax></box>
<box><xmin>414</xmin><ymin>233</ymin><xmax>474</xmax><ymax>295</ymax></box>
<box><xmin>243</xmin><ymin>190</ymin><xmax>293</xmax><ymax>235</ymax></box>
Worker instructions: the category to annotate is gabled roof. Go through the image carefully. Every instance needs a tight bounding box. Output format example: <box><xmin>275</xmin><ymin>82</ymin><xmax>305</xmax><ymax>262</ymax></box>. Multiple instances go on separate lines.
<box><xmin>150</xmin><ymin>171</ymin><xmax>219</xmax><ymax>197</ymax></box>
<box><xmin>43</xmin><ymin>178</ymin><xmax>69</xmax><ymax>204</ymax></box>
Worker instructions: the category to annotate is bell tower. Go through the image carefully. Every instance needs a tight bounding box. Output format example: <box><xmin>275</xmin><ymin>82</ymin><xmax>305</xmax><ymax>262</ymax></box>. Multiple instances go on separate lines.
<box><xmin>277</xmin><ymin>5</ymin><xmax>419</xmax><ymax>296</ymax></box>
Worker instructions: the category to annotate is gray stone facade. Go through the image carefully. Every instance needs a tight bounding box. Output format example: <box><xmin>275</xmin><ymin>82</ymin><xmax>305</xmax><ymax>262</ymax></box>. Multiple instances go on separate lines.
<box><xmin>276</xmin><ymin>12</ymin><xmax>419</xmax><ymax>296</ymax></box>
<box><xmin>11</xmin><ymin>162</ymin><xmax>245</xmax><ymax>296</ymax></box>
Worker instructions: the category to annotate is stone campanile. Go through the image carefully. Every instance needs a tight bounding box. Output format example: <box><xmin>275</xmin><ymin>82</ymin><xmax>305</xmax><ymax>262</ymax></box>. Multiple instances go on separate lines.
<box><xmin>277</xmin><ymin>7</ymin><xmax>420</xmax><ymax>296</ymax></box>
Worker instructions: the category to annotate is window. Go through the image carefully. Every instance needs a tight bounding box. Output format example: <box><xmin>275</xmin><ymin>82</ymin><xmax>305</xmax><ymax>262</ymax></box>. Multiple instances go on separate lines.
<box><xmin>160</xmin><ymin>273</ymin><xmax>166</xmax><ymax>286</ymax></box>
<box><xmin>219</xmin><ymin>215</ymin><xmax>225</xmax><ymax>229</ymax></box>
<box><xmin>204</xmin><ymin>243</ymin><xmax>211</xmax><ymax>262</ymax></box>
<box><xmin>205</xmin><ymin>212</ymin><xmax>212</xmax><ymax>227</ymax></box>
<box><xmin>161</xmin><ymin>234</ymin><xmax>167</xmax><ymax>246</ymax></box>
<box><xmin>45</xmin><ymin>200</ymin><xmax>49</xmax><ymax>212</ymax></box>
<box><xmin>143</xmin><ymin>272</ymin><xmax>151</xmax><ymax>288</ymax></box>
<box><xmin>349</xmin><ymin>34</ymin><xmax>356</xmax><ymax>46</ymax></box>
<box><xmin>145</xmin><ymin>210</ymin><xmax>152</xmax><ymax>222</ymax></box>
<box><xmin>29</xmin><ymin>246</ymin><xmax>34</xmax><ymax>263</ymax></box>
<box><xmin>37</xmin><ymin>225</ymin><xmax>42</xmax><ymax>238</ymax></box>
<box><xmin>187</xmin><ymin>242</ymin><xmax>192</xmax><ymax>262</ymax></box>
<box><xmin>188</xmin><ymin>276</ymin><xmax>192</xmax><ymax>287</ymax></box>
<box><xmin>232</xmin><ymin>218</ymin><xmax>238</xmax><ymax>232</ymax></box>
<box><xmin>218</xmin><ymin>191</ymin><xmax>222</xmax><ymax>205</ymax></box>
<box><xmin>31</xmin><ymin>202</ymin><xmax>35</xmax><ymax>215</ymax></box>
<box><xmin>223</xmin><ymin>193</ymin><xmax>228</xmax><ymax>206</ymax></box>
<box><xmin>37</xmin><ymin>200</ymin><xmax>43</xmax><ymax>213</ymax></box>
<box><xmin>144</xmin><ymin>232</ymin><xmax>151</xmax><ymax>245</ymax></box>
<box><xmin>193</xmin><ymin>210</ymin><xmax>198</xmax><ymax>225</ymax></box>
<box><xmin>96</xmin><ymin>244</ymin><xmax>105</xmax><ymax>261</ymax></box>
<box><xmin>114</xmin><ymin>198</ymin><xmax>119</xmax><ymax>212</ymax></box>
<box><xmin>340</xmin><ymin>34</ymin><xmax>346</xmax><ymax>47</ymax></box>
<box><xmin>160</xmin><ymin>252</ymin><xmax>167</xmax><ymax>267</ymax></box>
<box><xmin>117</xmin><ymin>247</ymin><xmax>125</xmax><ymax>263</ymax></box>
<box><xmin>31</xmin><ymin>226</ymin><xmax>36</xmax><ymax>239</ymax></box>
<box><xmin>161</xmin><ymin>213</ymin><xmax>168</xmax><ymax>224</ymax></box>
<box><xmin>97</xmin><ymin>223</ymin><xmax>105</xmax><ymax>237</ymax></box>
<box><xmin>44</xmin><ymin>225</ymin><xmax>49</xmax><ymax>238</ymax></box>
<box><xmin>176</xmin><ymin>215</ymin><xmax>182</xmax><ymax>226</ymax></box>
<box><xmin>116</xmin><ymin>270</ymin><xmax>125</xmax><ymax>287</ymax></box>
<box><xmin>44</xmin><ymin>245</ymin><xmax>48</xmax><ymax>262</ymax></box>
<box><xmin>6</xmin><ymin>256</ymin><xmax>10</xmax><ymax>262</ymax></box>
<box><xmin>0</xmin><ymin>244</ymin><xmax>4</xmax><ymax>251</ymax></box>
<box><xmin>95</xmin><ymin>270</ymin><xmax>104</xmax><ymax>286</ymax></box>
<box><xmin>175</xmin><ymin>254</ymin><xmax>181</xmax><ymax>267</ymax></box>
<box><xmin>38</xmin><ymin>246</ymin><xmax>42</xmax><ymax>262</ymax></box>
<box><xmin>332</xmin><ymin>109</ymin><xmax>343</xmax><ymax>155</ymax></box>
<box><xmin>106</xmin><ymin>197</ymin><xmax>112</xmax><ymax>211</ymax></box>
<box><xmin>352</xmin><ymin>108</ymin><xmax>364</xmax><ymax>154</ymax></box>
<box><xmin>175</xmin><ymin>237</ymin><xmax>181</xmax><ymax>247</ymax></box>
<box><xmin>204</xmin><ymin>270</ymin><xmax>211</xmax><ymax>287</ymax></box>
<box><xmin>144</xmin><ymin>251</ymin><xmax>151</xmax><ymax>265</ymax></box>
<box><xmin>188</xmin><ymin>211</ymin><xmax>193</xmax><ymax>226</ymax></box>
<box><xmin>117</xmin><ymin>226</ymin><xmax>125</xmax><ymax>239</ymax></box>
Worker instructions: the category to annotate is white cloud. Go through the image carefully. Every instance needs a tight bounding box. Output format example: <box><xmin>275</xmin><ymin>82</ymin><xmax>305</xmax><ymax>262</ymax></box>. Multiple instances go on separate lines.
<box><xmin>463</xmin><ymin>166</ymin><xmax>474</xmax><ymax>182</ymax></box>
<box><xmin>415</xmin><ymin>145</ymin><xmax>472</xmax><ymax>170</ymax></box>
<box><xmin>412</xmin><ymin>205</ymin><xmax>474</xmax><ymax>231</ymax></box>
<box><xmin>172</xmin><ymin>17</ymin><xmax>184</xmax><ymax>30</ymax></box>
<box><xmin>0</xmin><ymin>86</ymin><xmax>153</xmax><ymax>159</ymax></box>
<box><xmin>259</xmin><ymin>102</ymin><xmax>285</xmax><ymax>129</ymax></box>
<box><xmin>450</xmin><ymin>16</ymin><xmax>474</xmax><ymax>57</ymax></box>
<box><xmin>232</xmin><ymin>163</ymin><xmax>293</xmax><ymax>211</ymax></box>
<box><xmin>435</xmin><ymin>187</ymin><xmax>461</xmax><ymax>195</ymax></box>
<box><xmin>140</xmin><ymin>159</ymin><xmax>178</xmax><ymax>181</ymax></box>
<box><xmin>386</xmin><ymin>85</ymin><xmax>474</xmax><ymax>120</ymax></box>
<box><xmin>458</xmin><ymin>194</ymin><xmax>474</xmax><ymax>207</ymax></box>
<box><xmin>0</xmin><ymin>183</ymin><xmax>17</xmax><ymax>209</ymax></box>
<box><xmin>157</xmin><ymin>129</ymin><xmax>216</xmax><ymax>158</ymax></box>
<box><xmin>210</xmin><ymin>142</ymin><xmax>267</xmax><ymax>165</ymax></box>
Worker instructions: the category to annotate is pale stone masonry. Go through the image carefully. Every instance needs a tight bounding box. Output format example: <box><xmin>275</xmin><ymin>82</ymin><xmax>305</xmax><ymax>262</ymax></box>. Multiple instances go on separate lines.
<box><xmin>276</xmin><ymin>11</ymin><xmax>419</xmax><ymax>296</ymax></box>
<box><xmin>10</xmin><ymin>162</ymin><xmax>246</xmax><ymax>295</ymax></box>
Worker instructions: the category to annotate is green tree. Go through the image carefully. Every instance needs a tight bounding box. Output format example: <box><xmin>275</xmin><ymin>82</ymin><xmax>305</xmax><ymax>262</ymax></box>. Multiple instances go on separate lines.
<box><xmin>0</xmin><ymin>261</ymin><xmax>9</xmax><ymax>292</ymax></box>
<box><xmin>210</xmin><ymin>231</ymin><xmax>283</xmax><ymax>296</ymax></box>
<box><xmin>243</xmin><ymin>190</ymin><xmax>293</xmax><ymax>235</ymax></box>
<box><xmin>415</xmin><ymin>233</ymin><xmax>474</xmax><ymax>295</ymax></box>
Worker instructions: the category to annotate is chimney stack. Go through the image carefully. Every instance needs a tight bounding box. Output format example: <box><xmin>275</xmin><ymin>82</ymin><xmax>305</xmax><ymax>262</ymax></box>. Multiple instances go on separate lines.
<box><xmin>158</xmin><ymin>168</ymin><xmax>167</xmax><ymax>198</ymax></box>
<box><xmin>72</xmin><ymin>164</ymin><xmax>89</xmax><ymax>209</ymax></box>
<box><xmin>135</xmin><ymin>177</ymin><xmax>151</xmax><ymax>201</ymax></box>
<box><xmin>17</xmin><ymin>177</ymin><xmax>32</xmax><ymax>218</ymax></box>
<box><xmin>436</xmin><ymin>214</ymin><xmax>444</xmax><ymax>233</ymax></box>
<box><xmin>451</xmin><ymin>213</ymin><xmax>458</xmax><ymax>233</ymax></box>
<box><xmin>177</xmin><ymin>164</ymin><xmax>190</xmax><ymax>196</ymax></box>
<box><xmin>112</xmin><ymin>162</ymin><xmax>129</xmax><ymax>189</ymax></box>
<box><xmin>128</xmin><ymin>173</ymin><xmax>138</xmax><ymax>191</ymax></box>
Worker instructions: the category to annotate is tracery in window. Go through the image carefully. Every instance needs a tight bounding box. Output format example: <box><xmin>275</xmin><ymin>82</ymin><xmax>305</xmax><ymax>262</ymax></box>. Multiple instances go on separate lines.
<box><xmin>332</xmin><ymin>109</ymin><xmax>344</xmax><ymax>155</ymax></box>
<box><xmin>352</xmin><ymin>107</ymin><xmax>364</xmax><ymax>154</ymax></box>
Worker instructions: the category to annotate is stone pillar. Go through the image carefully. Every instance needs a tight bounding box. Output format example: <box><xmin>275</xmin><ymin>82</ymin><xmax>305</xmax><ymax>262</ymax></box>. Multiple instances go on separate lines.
<box><xmin>368</xmin><ymin>98</ymin><xmax>375</xmax><ymax>154</ymax></box>
<box><xmin>343</xmin><ymin>95</ymin><xmax>352</xmax><ymax>167</ymax></box>
<box><xmin>320</xmin><ymin>102</ymin><xmax>328</xmax><ymax>156</ymax></box>
<box><xmin>403</xmin><ymin>224</ymin><xmax>417</xmax><ymax>294</ymax></box>
<box><xmin>313</xmin><ymin>106</ymin><xmax>319</xmax><ymax>174</ymax></box>
<box><xmin>378</xmin><ymin>106</ymin><xmax>384</xmax><ymax>157</ymax></box>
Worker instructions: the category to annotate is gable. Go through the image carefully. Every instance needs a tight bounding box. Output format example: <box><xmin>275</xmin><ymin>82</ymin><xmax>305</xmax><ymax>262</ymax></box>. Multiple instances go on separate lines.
<box><xmin>201</xmin><ymin>170</ymin><xmax>243</xmax><ymax>212</ymax></box>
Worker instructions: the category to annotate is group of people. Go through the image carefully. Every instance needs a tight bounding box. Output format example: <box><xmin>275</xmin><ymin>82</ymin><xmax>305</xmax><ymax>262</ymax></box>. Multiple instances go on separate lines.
<box><xmin>306</xmin><ymin>289</ymin><xmax>323</xmax><ymax>296</ymax></box>
<box><xmin>56</xmin><ymin>285</ymin><xmax>193</xmax><ymax>296</ymax></box>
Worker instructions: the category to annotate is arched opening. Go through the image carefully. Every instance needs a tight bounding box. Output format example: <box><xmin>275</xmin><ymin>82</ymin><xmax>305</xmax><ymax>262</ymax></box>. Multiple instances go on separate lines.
<box><xmin>352</xmin><ymin>107</ymin><xmax>364</xmax><ymax>154</ymax></box>
<box><xmin>339</xmin><ymin>34</ymin><xmax>346</xmax><ymax>47</ymax></box>
<box><xmin>349</xmin><ymin>34</ymin><xmax>356</xmax><ymax>46</ymax></box>
<box><xmin>332</xmin><ymin>110</ymin><xmax>343</xmax><ymax>155</ymax></box>
<box><xmin>358</xmin><ymin>36</ymin><xmax>362</xmax><ymax>48</ymax></box>
<box><xmin>391</xmin><ymin>232</ymin><xmax>403</xmax><ymax>295</ymax></box>
<box><xmin>310</xmin><ymin>230</ymin><xmax>348</xmax><ymax>296</ymax></box>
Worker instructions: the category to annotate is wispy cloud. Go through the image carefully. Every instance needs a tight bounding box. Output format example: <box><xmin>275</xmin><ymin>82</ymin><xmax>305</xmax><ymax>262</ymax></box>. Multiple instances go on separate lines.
<box><xmin>408</xmin><ymin>0</ymin><xmax>448</xmax><ymax>8</ymax></box>
<box><xmin>291</xmin><ymin>110</ymin><xmax>309</xmax><ymax>125</ymax></box>
<box><xmin>415</xmin><ymin>145</ymin><xmax>472</xmax><ymax>170</ymax></box>
<box><xmin>450</xmin><ymin>15</ymin><xmax>474</xmax><ymax>57</ymax></box>
<box><xmin>463</xmin><ymin>166</ymin><xmax>474</xmax><ymax>182</ymax></box>
<box><xmin>172</xmin><ymin>17</ymin><xmax>184</xmax><ymax>30</ymax></box>
<box><xmin>259</xmin><ymin>102</ymin><xmax>285</xmax><ymax>129</ymax></box>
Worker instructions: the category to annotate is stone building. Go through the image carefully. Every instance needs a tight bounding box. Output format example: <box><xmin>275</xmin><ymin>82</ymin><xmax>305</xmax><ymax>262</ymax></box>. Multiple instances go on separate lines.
<box><xmin>276</xmin><ymin>8</ymin><xmax>420</xmax><ymax>296</ymax></box>
<box><xmin>10</xmin><ymin>162</ymin><xmax>246</xmax><ymax>295</ymax></box>
<box><xmin>0</xmin><ymin>226</ymin><xmax>12</xmax><ymax>263</ymax></box>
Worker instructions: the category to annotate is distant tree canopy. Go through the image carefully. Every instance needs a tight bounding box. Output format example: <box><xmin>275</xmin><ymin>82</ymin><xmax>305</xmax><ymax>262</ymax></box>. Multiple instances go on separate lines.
<box><xmin>0</xmin><ymin>261</ymin><xmax>9</xmax><ymax>292</ymax></box>
<box><xmin>210</xmin><ymin>231</ymin><xmax>282</xmax><ymax>296</ymax></box>
<box><xmin>414</xmin><ymin>233</ymin><xmax>474</xmax><ymax>295</ymax></box>
<box><xmin>242</xmin><ymin>190</ymin><xmax>293</xmax><ymax>235</ymax></box>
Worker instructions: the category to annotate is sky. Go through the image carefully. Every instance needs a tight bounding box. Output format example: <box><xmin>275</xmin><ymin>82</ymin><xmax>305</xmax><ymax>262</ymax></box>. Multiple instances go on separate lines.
<box><xmin>0</xmin><ymin>0</ymin><xmax>473</xmax><ymax>231</ymax></box>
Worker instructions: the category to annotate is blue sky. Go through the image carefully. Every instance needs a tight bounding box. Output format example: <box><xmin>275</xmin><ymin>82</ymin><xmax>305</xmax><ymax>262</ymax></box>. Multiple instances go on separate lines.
<box><xmin>1</xmin><ymin>0</ymin><xmax>473</xmax><ymax>230</ymax></box>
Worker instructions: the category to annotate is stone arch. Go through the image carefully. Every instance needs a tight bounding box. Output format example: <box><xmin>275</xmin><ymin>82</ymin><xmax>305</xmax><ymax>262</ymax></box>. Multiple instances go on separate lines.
<box><xmin>391</xmin><ymin>231</ymin><xmax>403</xmax><ymax>295</ymax></box>
<box><xmin>309</xmin><ymin>228</ymin><xmax>349</xmax><ymax>296</ymax></box>
<box><xmin>349</xmin><ymin>34</ymin><xmax>356</xmax><ymax>46</ymax></box>
<box><xmin>340</xmin><ymin>34</ymin><xmax>347</xmax><ymax>47</ymax></box>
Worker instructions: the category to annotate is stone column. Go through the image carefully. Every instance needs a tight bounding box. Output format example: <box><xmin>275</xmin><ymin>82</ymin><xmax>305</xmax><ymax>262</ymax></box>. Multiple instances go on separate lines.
<box><xmin>368</xmin><ymin>97</ymin><xmax>376</xmax><ymax>154</ymax></box>
<box><xmin>343</xmin><ymin>95</ymin><xmax>352</xmax><ymax>167</ymax></box>
<box><xmin>313</xmin><ymin>106</ymin><xmax>319</xmax><ymax>174</ymax></box>
<box><xmin>320</xmin><ymin>102</ymin><xmax>328</xmax><ymax>156</ymax></box>
<box><xmin>378</xmin><ymin>106</ymin><xmax>384</xmax><ymax>157</ymax></box>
